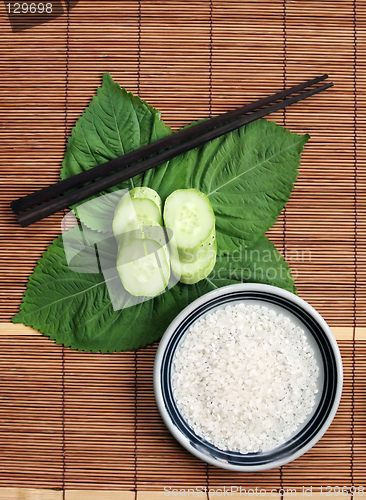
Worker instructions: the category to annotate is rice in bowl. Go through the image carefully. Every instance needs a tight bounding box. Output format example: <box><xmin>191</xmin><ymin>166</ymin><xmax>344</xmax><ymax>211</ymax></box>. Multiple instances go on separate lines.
<box><xmin>172</xmin><ymin>303</ymin><xmax>319</xmax><ymax>454</ymax></box>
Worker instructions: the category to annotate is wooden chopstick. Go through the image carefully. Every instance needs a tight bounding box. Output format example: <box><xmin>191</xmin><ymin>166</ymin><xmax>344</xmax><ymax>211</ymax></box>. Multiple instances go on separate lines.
<box><xmin>12</xmin><ymin>76</ymin><xmax>333</xmax><ymax>227</ymax></box>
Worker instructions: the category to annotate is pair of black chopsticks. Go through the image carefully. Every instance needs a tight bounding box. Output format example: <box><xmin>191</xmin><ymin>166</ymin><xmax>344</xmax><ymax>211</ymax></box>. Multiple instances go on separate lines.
<box><xmin>11</xmin><ymin>75</ymin><xmax>333</xmax><ymax>227</ymax></box>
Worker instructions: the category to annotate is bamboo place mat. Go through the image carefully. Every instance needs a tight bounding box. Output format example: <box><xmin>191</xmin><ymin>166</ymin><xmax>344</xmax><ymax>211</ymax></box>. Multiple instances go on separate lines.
<box><xmin>0</xmin><ymin>0</ymin><xmax>365</xmax><ymax>498</ymax></box>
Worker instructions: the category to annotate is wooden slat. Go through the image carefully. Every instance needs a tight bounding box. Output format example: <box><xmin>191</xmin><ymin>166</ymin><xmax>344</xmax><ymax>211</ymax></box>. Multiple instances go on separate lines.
<box><xmin>67</xmin><ymin>491</ymin><xmax>135</xmax><ymax>500</ymax></box>
<box><xmin>0</xmin><ymin>490</ymin><xmax>136</xmax><ymax>500</ymax></box>
<box><xmin>0</xmin><ymin>489</ymin><xmax>284</xmax><ymax>500</ymax></box>
<box><xmin>1</xmin><ymin>323</ymin><xmax>365</xmax><ymax>341</ymax></box>
<box><xmin>0</xmin><ymin>488</ymin><xmax>62</xmax><ymax>500</ymax></box>
<box><xmin>0</xmin><ymin>489</ymin><xmax>358</xmax><ymax>500</ymax></box>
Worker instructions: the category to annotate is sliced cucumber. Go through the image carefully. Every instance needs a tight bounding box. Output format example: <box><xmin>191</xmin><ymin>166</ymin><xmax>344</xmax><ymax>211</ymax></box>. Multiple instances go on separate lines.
<box><xmin>130</xmin><ymin>186</ymin><xmax>162</xmax><ymax>211</ymax></box>
<box><xmin>116</xmin><ymin>219</ymin><xmax>169</xmax><ymax>254</ymax></box>
<box><xmin>116</xmin><ymin>238</ymin><xmax>170</xmax><ymax>297</ymax></box>
<box><xmin>163</xmin><ymin>189</ymin><xmax>215</xmax><ymax>250</ymax></box>
<box><xmin>178</xmin><ymin>225</ymin><xmax>216</xmax><ymax>264</ymax></box>
<box><xmin>113</xmin><ymin>186</ymin><xmax>218</xmax><ymax>292</ymax></box>
<box><xmin>133</xmin><ymin>220</ymin><xmax>167</xmax><ymax>248</ymax></box>
<box><xmin>132</xmin><ymin>198</ymin><xmax>162</xmax><ymax>224</ymax></box>
<box><xmin>163</xmin><ymin>188</ymin><xmax>217</xmax><ymax>285</ymax></box>
<box><xmin>172</xmin><ymin>241</ymin><xmax>217</xmax><ymax>285</ymax></box>
<box><xmin>113</xmin><ymin>187</ymin><xmax>172</xmax><ymax>297</ymax></box>
<box><xmin>113</xmin><ymin>187</ymin><xmax>162</xmax><ymax>244</ymax></box>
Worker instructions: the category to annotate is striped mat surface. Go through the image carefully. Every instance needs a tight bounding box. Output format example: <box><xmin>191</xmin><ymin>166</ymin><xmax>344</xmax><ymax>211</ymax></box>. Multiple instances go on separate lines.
<box><xmin>0</xmin><ymin>0</ymin><xmax>365</xmax><ymax>497</ymax></box>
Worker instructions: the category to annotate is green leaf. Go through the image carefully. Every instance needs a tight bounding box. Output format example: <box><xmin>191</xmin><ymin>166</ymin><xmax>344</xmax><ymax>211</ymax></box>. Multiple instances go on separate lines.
<box><xmin>13</xmin><ymin>229</ymin><xmax>295</xmax><ymax>353</ymax></box>
<box><xmin>205</xmin><ymin>122</ymin><xmax>308</xmax><ymax>249</ymax></box>
<box><xmin>150</xmin><ymin>119</ymin><xmax>309</xmax><ymax>250</ymax></box>
<box><xmin>61</xmin><ymin>73</ymin><xmax>171</xmax><ymax>225</ymax></box>
<box><xmin>14</xmin><ymin>80</ymin><xmax>305</xmax><ymax>352</ymax></box>
<box><xmin>213</xmin><ymin>235</ymin><xmax>297</xmax><ymax>294</ymax></box>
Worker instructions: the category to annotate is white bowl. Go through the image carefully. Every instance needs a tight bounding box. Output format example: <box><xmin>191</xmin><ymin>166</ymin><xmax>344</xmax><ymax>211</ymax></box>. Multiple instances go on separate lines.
<box><xmin>154</xmin><ymin>283</ymin><xmax>343</xmax><ymax>471</ymax></box>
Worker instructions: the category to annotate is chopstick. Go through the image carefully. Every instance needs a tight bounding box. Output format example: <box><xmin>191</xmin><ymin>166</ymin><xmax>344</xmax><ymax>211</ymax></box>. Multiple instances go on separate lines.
<box><xmin>12</xmin><ymin>75</ymin><xmax>333</xmax><ymax>227</ymax></box>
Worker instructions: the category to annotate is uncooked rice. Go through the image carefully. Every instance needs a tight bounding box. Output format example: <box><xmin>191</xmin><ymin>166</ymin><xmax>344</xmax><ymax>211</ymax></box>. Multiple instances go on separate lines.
<box><xmin>172</xmin><ymin>303</ymin><xmax>319</xmax><ymax>453</ymax></box>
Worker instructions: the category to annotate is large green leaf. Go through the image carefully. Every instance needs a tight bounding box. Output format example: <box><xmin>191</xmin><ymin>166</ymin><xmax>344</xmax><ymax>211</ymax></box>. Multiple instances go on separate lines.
<box><xmin>13</xmin><ymin>230</ymin><xmax>295</xmax><ymax>353</ymax></box>
<box><xmin>13</xmin><ymin>75</ymin><xmax>306</xmax><ymax>352</ymax></box>
<box><xmin>150</xmin><ymin>119</ymin><xmax>309</xmax><ymax>250</ymax></box>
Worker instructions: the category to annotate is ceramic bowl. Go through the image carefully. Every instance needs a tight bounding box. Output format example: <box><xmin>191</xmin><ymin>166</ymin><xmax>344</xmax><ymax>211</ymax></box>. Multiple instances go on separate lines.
<box><xmin>154</xmin><ymin>283</ymin><xmax>343</xmax><ymax>471</ymax></box>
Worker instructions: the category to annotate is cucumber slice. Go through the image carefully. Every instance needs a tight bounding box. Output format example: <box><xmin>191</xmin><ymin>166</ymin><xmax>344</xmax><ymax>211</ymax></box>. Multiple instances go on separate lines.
<box><xmin>129</xmin><ymin>187</ymin><xmax>162</xmax><ymax>224</ymax></box>
<box><xmin>133</xmin><ymin>220</ymin><xmax>168</xmax><ymax>247</ymax></box>
<box><xmin>113</xmin><ymin>188</ymin><xmax>163</xmax><ymax>245</ymax></box>
<box><xmin>130</xmin><ymin>186</ymin><xmax>162</xmax><ymax>211</ymax></box>
<box><xmin>131</xmin><ymin>198</ymin><xmax>162</xmax><ymax>224</ymax></box>
<box><xmin>116</xmin><ymin>219</ymin><xmax>169</xmax><ymax>253</ymax></box>
<box><xmin>172</xmin><ymin>241</ymin><xmax>217</xmax><ymax>285</ymax></box>
<box><xmin>116</xmin><ymin>238</ymin><xmax>170</xmax><ymax>297</ymax></box>
<box><xmin>178</xmin><ymin>225</ymin><xmax>216</xmax><ymax>264</ymax></box>
<box><xmin>163</xmin><ymin>188</ymin><xmax>217</xmax><ymax>285</ymax></box>
<box><xmin>163</xmin><ymin>189</ymin><xmax>215</xmax><ymax>250</ymax></box>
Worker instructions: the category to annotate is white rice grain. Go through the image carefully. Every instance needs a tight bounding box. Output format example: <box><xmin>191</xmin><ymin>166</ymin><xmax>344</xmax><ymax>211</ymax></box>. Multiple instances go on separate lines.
<box><xmin>172</xmin><ymin>303</ymin><xmax>319</xmax><ymax>454</ymax></box>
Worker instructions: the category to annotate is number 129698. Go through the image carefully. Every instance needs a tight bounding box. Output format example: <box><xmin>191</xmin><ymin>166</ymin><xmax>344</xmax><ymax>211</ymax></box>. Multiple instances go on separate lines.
<box><xmin>6</xmin><ymin>2</ymin><xmax>53</xmax><ymax>14</ymax></box>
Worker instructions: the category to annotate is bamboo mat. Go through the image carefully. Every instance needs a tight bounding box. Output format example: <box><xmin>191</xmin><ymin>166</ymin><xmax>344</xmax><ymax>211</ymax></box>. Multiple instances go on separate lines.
<box><xmin>0</xmin><ymin>0</ymin><xmax>365</xmax><ymax>497</ymax></box>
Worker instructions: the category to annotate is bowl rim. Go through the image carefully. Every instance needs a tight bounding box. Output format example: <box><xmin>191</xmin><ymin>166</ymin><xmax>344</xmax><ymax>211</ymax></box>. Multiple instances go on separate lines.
<box><xmin>153</xmin><ymin>283</ymin><xmax>343</xmax><ymax>472</ymax></box>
